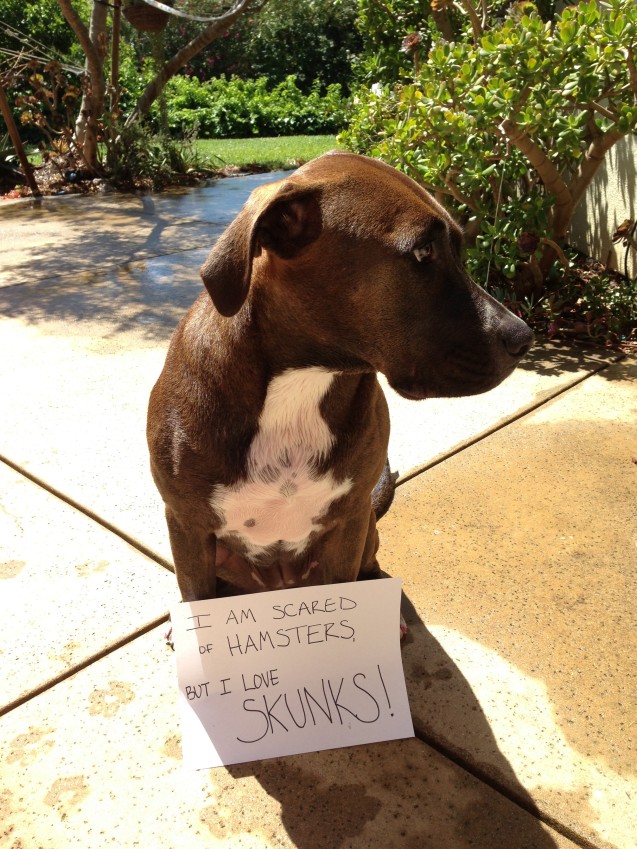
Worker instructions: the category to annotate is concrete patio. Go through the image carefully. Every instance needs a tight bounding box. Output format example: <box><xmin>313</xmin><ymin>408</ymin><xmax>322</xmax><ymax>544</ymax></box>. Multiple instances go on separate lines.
<box><xmin>0</xmin><ymin>172</ymin><xmax>635</xmax><ymax>849</ymax></box>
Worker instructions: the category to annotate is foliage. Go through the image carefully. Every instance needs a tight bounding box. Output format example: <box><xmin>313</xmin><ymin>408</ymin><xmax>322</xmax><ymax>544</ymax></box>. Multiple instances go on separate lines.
<box><xmin>242</xmin><ymin>0</ymin><xmax>360</xmax><ymax>90</ymax></box>
<box><xmin>53</xmin><ymin>0</ymin><xmax>262</xmax><ymax>168</ymax></box>
<box><xmin>353</xmin><ymin>0</ymin><xmax>434</xmax><ymax>84</ymax></box>
<box><xmin>525</xmin><ymin>251</ymin><xmax>636</xmax><ymax>345</ymax></box>
<box><xmin>352</xmin><ymin>0</ymin><xmax>561</xmax><ymax>87</ymax></box>
<box><xmin>105</xmin><ymin>122</ymin><xmax>214</xmax><ymax>190</ymax></box>
<box><xmin>343</xmin><ymin>0</ymin><xmax>637</xmax><ymax>334</ymax></box>
<box><xmin>160</xmin><ymin>74</ymin><xmax>348</xmax><ymax>138</ymax></box>
<box><xmin>0</xmin><ymin>132</ymin><xmax>21</xmax><ymax>187</ymax></box>
<box><xmin>0</xmin><ymin>0</ymin><xmax>86</xmax><ymax>148</ymax></box>
<box><xmin>0</xmin><ymin>0</ymin><xmax>86</xmax><ymax>62</ymax></box>
<box><xmin>2</xmin><ymin>56</ymin><xmax>82</xmax><ymax>147</ymax></box>
<box><xmin>116</xmin><ymin>48</ymin><xmax>156</xmax><ymax>116</ymax></box>
<box><xmin>156</xmin><ymin>0</ymin><xmax>361</xmax><ymax>93</ymax></box>
<box><xmin>4</xmin><ymin>0</ymin><xmax>351</xmax><ymax>174</ymax></box>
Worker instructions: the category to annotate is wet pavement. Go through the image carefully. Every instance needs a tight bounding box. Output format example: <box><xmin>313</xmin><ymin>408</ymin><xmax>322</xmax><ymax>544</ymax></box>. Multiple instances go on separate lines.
<box><xmin>0</xmin><ymin>172</ymin><xmax>635</xmax><ymax>848</ymax></box>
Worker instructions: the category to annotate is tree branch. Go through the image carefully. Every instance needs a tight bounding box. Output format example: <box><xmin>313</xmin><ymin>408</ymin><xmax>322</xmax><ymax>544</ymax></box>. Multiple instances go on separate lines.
<box><xmin>127</xmin><ymin>0</ymin><xmax>262</xmax><ymax>124</ymax></box>
<box><xmin>626</xmin><ymin>47</ymin><xmax>637</xmax><ymax>100</ymax></box>
<box><xmin>444</xmin><ymin>169</ymin><xmax>481</xmax><ymax>211</ymax></box>
<box><xmin>56</xmin><ymin>0</ymin><xmax>103</xmax><ymax>87</ymax></box>
<box><xmin>585</xmin><ymin>99</ymin><xmax>617</xmax><ymax>122</ymax></box>
<box><xmin>569</xmin><ymin>128</ymin><xmax>625</xmax><ymax>212</ymax></box>
<box><xmin>498</xmin><ymin>117</ymin><xmax>573</xmax><ymax>239</ymax></box>
<box><xmin>454</xmin><ymin>0</ymin><xmax>482</xmax><ymax>44</ymax></box>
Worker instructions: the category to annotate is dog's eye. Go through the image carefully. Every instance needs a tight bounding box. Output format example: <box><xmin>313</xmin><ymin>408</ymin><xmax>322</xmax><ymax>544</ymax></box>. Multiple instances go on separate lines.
<box><xmin>413</xmin><ymin>243</ymin><xmax>434</xmax><ymax>263</ymax></box>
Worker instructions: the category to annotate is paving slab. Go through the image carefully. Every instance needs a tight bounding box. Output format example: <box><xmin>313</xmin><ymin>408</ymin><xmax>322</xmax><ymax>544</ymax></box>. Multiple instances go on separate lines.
<box><xmin>381</xmin><ymin>360</ymin><xmax>637</xmax><ymax>849</ymax></box>
<box><xmin>0</xmin><ymin>624</ymin><xmax>579</xmax><ymax>849</ymax></box>
<box><xmin>0</xmin><ymin>172</ymin><xmax>286</xmax><ymax>287</ymax></box>
<box><xmin>0</xmin><ymin>461</ymin><xmax>174</xmax><ymax>713</ymax></box>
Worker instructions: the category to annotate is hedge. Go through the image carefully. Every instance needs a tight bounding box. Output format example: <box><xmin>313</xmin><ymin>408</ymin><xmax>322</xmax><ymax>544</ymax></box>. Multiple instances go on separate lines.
<box><xmin>160</xmin><ymin>74</ymin><xmax>348</xmax><ymax>138</ymax></box>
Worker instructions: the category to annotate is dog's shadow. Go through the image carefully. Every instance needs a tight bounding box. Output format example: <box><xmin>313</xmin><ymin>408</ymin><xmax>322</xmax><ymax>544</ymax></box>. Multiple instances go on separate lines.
<box><xmin>223</xmin><ymin>591</ymin><xmax>560</xmax><ymax>849</ymax></box>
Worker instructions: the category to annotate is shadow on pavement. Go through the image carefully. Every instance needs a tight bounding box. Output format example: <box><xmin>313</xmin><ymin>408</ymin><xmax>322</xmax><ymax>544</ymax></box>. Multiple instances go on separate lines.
<box><xmin>517</xmin><ymin>340</ymin><xmax>622</xmax><ymax>378</ymax></box>
<box><xmin>223</xmin><ymin>592</ymin><xmax>560</xmax><ymax>849</ymax></box>
<box><xmin>0</xmin><ymin>252</ymin><xmax>205</xmax><ymax>346</ymax></box>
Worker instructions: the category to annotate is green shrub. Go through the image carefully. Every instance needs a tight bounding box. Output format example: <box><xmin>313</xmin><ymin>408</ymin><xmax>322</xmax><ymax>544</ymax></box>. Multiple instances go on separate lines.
<box><xmin>343</xmin><ymin>0</ymin><xmax>637</xmax><ymax>302</ymax></box>
<box><xmin>353</xmin><ymin>0</ymin><xmax>435</xmax><ymax>84</ymax></box>
<box><xmin>159</xmin><ymin>74</ymin><xmax>348</xmax><ymax>139</ymax></box>
<box><xmin>105</xmin><ymin>123</ymin><xmax>213</xmax><ymax>190</ymax></box>
<box><xmin>155</xmin><ymin>0</ymin><xmax>361</xmax><ymax>94</ymax></box>
<box><xmin>352</xmin><ymin>0</ymin><xmax>559</xmax><ymax>86</ymax></box>
<box><xmin>537</xmin><ymin>254</ymin><xmax>637</xmax><ymax>344</ymax></box>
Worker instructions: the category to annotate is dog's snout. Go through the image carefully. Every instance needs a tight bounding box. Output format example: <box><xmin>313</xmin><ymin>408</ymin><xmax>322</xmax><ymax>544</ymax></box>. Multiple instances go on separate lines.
<box><xmin>501</xmin><ymin>318</ymin><xmax>534</xmax><ymax>360</ymax></box>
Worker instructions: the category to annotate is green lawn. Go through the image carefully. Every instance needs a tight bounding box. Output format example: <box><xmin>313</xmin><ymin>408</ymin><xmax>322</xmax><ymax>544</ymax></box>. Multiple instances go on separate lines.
<box><xmin>197</xmin><ymin>135</ymin><xmax>339</xmax><ymax>171</ymax></box>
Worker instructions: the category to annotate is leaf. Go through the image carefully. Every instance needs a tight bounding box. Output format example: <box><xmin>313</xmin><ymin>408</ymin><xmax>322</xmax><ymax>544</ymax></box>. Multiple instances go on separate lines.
<box><xmin>613</xmin><ymin>16</ymin><xmax>625</xmax><ymax>36</ymax></box>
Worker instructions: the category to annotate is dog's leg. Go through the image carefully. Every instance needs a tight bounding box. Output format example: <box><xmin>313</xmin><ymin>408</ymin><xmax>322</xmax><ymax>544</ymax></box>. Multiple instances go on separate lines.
<box><xmin>165</xmin><ymin>507</ymin><xmax>217</xmax><ymax>602</ymax></box>
<box><xmin>371</xmin><ymin>458</ymin><xmax>398</xmax><ymax>521</ymax></box>
<box><xmin>355</xmin><ymin>509</ymin><xmax>408</xmax><ymax>640</ymax></box>
<box><xmin>356</xmin><ymin>509</ymin><xmax>382</xmax><ymax>580</ymax></box>
<box><xmin>307</xmin><ymin>507</ymin><xmax>380</xmax><ymax>586</ymax></box>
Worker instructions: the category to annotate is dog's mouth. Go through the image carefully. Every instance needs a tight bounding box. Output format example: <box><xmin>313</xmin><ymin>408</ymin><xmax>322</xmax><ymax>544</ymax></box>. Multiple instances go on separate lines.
<box><xmin>391</xmin><ymin>382</ymin><xmax>432</xmax><ymax>401</ymax></box>
<box><xmin>388</xmin><ymin>370</ymin><xmax>439</xmax><ymax>400</ymax></box>
<box><xmin>388</xmin><ymin>360</ymin><xmax>519</xmax><ymax>401</ymax></box>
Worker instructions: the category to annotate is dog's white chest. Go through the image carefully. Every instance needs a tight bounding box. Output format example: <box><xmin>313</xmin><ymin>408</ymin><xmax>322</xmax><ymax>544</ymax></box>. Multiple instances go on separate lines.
<box><xmin>209</xmin><ymin>367</ymin><xmax>352</xmax><ymax>557</ymax></box>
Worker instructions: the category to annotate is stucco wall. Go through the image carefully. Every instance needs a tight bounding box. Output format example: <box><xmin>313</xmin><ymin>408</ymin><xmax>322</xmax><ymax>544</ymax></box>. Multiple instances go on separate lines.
<box><xmin>569</xmin><ymin>135</ymin><xmax>637</xmax><ymax>280</ymax></box>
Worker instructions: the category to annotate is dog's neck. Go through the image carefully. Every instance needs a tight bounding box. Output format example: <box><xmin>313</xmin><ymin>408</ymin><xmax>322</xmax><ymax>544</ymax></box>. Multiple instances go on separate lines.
<box><xmin>247</xmin><ymin>366</ymin><xmax>337</xmax><ymax>474</ymax></box>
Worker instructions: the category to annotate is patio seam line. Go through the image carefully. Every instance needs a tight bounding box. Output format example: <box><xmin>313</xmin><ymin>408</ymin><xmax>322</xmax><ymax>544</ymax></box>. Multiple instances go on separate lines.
<box><xmin>413</xmin><ymin>726</ymin><xmax>600</xmax><ymax>849</ymax></box>
<box><xmin>395</xmin><ymin>354</ymin><xmax>624</xmax><ymax>489</ymax></box>
<box><xmin>0</xmin><ymin>453</ymin><xmax>174</xmax><ymax>574</ymax></box>
<box><xmin>0</xmin><ymin>613</ymin><xmax>170</xmax><ymax>719</ymax></box>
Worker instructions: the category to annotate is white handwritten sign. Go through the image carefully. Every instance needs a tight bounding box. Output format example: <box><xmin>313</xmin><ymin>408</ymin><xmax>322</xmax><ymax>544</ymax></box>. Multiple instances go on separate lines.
<box><xmin>170</xmin><ymin>578</ymin><xmax>414</xmax><ymax>769</ymax></box>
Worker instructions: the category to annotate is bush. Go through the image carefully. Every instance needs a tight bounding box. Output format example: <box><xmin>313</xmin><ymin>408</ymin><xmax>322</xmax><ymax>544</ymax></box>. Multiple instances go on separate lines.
<box><xmin>342</xmin><ymin>0</ymin><xmax>637</xmax><ymax>302</ymax></box>
<box><xmin>105</xmin><ymin>123</ymin><xmax>213</xmax><ymax>191</ymax></box>
<box><xmin>352</xmin><ymin>0</ymin><xmax>559</xmax><ymax>87</ymax></box>
<box><xmin>158</xmin><ymin>0</ymin><xmax>361</xmax><ymax>94</ymax></box>
<box><xmin>353</xmin><ymin>0</ymin><xmax>435</xmax><ymax>84</ymax></box>
<box><xmin>5</xmin><ymin>58</ymin><xmax>82</xmax><ymax>148</ymax></box>
<box><xmin>161</xmin><ymin>74</ymin><xmax>348</xmax><ymax>138</ymax></box>
<box><xmin>0</xmin><ymin>0</ymin><xmax>84</xmax><ymax>63</ymax></box>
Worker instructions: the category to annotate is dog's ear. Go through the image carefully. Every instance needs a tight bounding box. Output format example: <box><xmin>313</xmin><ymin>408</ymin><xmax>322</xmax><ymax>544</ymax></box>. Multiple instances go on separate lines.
<box><xmin>200</xmin><ymin>182</ymin><xmax>322</xmax><ymax>317</ymax></box>
<box><xmin>255</xmin><ymin>186</ymin><xmax>322</xmax><ymax>260</ymax></box>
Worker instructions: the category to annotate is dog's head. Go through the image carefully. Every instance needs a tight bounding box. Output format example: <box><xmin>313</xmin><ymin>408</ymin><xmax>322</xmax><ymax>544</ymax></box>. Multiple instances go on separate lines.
<box><xmin>200</xmin><ymin>151</ymin><xmax>533</xmax><ymax>399</ymax></box>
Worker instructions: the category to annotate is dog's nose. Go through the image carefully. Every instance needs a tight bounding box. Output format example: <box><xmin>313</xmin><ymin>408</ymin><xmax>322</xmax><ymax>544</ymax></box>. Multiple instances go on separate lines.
<box><xmin>502</xmin><ymin>320</ymin><xmax>534</xmax><ymax>359</ymax></box>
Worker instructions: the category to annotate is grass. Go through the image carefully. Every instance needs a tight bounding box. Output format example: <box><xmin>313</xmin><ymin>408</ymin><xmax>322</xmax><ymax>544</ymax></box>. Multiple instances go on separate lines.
<box><xmin>196</xmin><ymin>135</ymin><xmax>338</xmax><ymax>171</ymax></box>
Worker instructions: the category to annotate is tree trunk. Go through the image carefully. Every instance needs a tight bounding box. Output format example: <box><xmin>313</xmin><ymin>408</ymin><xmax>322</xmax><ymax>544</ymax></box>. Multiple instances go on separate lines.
<box><xmin>57</xmin><ymin>0</ymin><xmax>107</xmax><ymax>170</ymax></box>
<box><xmin>431</xmin><ymin>9</ymin><xmax>454</xmax><ymax>41</ymax></box>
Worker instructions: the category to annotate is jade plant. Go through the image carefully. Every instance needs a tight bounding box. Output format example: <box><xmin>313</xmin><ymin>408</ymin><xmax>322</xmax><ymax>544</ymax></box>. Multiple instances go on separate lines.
<box><xmin>343</xmin><ymin>0</ymin><xmax>637</xmax><ymax>299</ymax></box>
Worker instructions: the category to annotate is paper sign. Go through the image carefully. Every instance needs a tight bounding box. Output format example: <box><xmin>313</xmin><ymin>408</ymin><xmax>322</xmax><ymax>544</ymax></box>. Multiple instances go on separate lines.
<box><xmin>170</xmin><ymin>578</ymin><xmax>414</xmax><ymax>769</ymax></box>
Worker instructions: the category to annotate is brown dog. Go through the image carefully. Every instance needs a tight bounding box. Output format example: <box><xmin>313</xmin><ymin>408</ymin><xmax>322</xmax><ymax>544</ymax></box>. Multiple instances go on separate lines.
<box><xmin>147</xmin><ymin>151</ymin><xmax>533</xmax><ymax>603</ymax></box>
